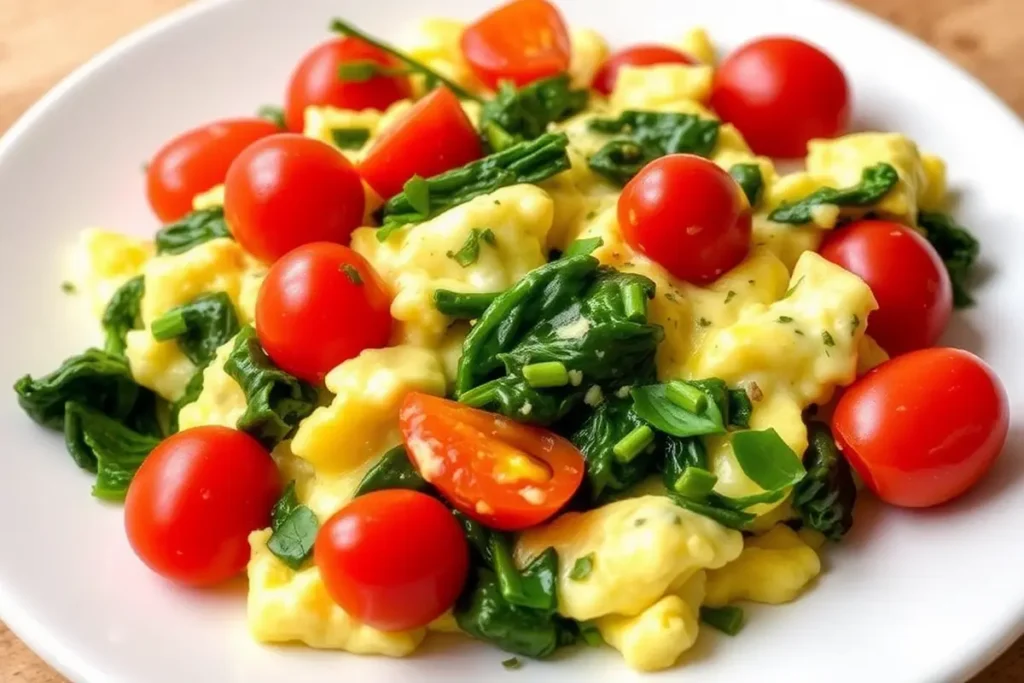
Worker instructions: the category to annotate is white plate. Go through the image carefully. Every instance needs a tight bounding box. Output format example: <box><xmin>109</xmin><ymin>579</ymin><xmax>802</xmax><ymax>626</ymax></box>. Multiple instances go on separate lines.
<box><xmin>1</xmin><ymin>0</ymin><xmax>1022</xmax><ymax>681</ymax></box>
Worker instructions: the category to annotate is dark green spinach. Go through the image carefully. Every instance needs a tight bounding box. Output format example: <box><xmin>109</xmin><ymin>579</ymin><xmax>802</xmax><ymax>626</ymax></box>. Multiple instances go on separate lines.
<box><xmin>793</xmin><ymin>421</ymin><xmax>857</xmax><ymax>540</ymax></box>
<box><xmin>150</xmin><ymin>292</ymin><xmax>240</xmax><ymax>366</ymax></box>
<box><xmin>767</xmin><ymin>163</ymin><xmax>899</xmax><ymax>224</ymax></box>
<box><xmin>267</xmin><ymin>481</ymin><xmax>319</xmax><ymax>569</ymax></box>
<box><xmin>155</xmin><ymin>207</ymin><xmax>232</xmax><ymax>255</ymax></box>
<box><xmin>918</xmin><ymin>211</ymin><xmax>980</xmax><ymax>308</ymax></box>
<box><xmin>479</xmin><ymin>74</ymin><xmax>588</xmax><ymax>152</ymax></box>
<box><xmin>729</xmin><ymin>163</ymin><xmax>764</xmax><ymax>207</ymax></box>
<box><xmin>353</xmin><ymin>445</ymin><xmax>430</xmax><ymax>497</ymax></box>
<box><xmin>101</xmin><ymin>275</ymin><xmax>145</xmax><ymax>357</ymax></box>
<box><xmin>64</xmin><ymin>401</ymin><xmax>160</xmax><ymax>501</ymax></box>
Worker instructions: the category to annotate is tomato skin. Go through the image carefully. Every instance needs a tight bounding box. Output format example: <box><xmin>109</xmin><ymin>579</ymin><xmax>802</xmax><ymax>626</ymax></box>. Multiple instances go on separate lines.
<box><xmin>618</xmin><ymin>154</ymin><xmax>751</xmax><ymax>284</ymax></box>
<box><xmin>593</xmin><ymin>45</ymin><xmax>696</xmax><ymax>95</ymax></box>
<box><xmin>255</xmin><ymin>242</ymin><xmax>393</xmax><ymax>384</ymax></box>
<box><xmin>399</xmin><ymin>392</ymin><xmax>585</xmax><ymax>530</ymax></box>
<box><xmin>711</xmin><ymin>37</ymin><xmax>850</xmax><ymax>158</ymax></box>
<box><xmin>284</xmin><ymin>37</ymin><xmax>412</xmax><ymax>132</ymax></box>
<box><xmin>461</xmin><ymin>0</ymin><xmax>571</xmax><ymax>89</ymax></box>
<box><xmin>359</xmin><ymin>87</ymin><xmax>482</xmax><ymax>200</ymax></box>
<box><xmin>820</xmin><ymin>220</ymin><xmax>952</xmax><ymax>356</ymax></box>
<box><xmin>833</xmin><ymin>348</ymin><xmax>1008</xmax><ymax>508</ymax></box>
<box><xmin>224</xmin><ymin>134</ymin><xmax>365</xmax><ymax>264</ymax></box>
<box><xmin>315</xmin><ymin>490</ymin><xmax>469</xmax><ymax>631</ymax></box>
<box><xmin>124</xmin><ymin>426</ymin><xmax>281</xmax><ymax>586</ymax></box>
<box><xmin>146</xmin><ymin>118</ymin><xmax>279</xmax><ymax>223</ymax></box>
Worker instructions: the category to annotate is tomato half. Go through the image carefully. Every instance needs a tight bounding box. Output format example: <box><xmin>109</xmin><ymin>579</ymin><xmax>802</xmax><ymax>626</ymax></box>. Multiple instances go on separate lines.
<box><xmin>399</xmin><ymin>392</ymin><xmax>584</xmax><ymax>530</ymax></box>
<box><xmin>255</xmin><ymin>242</ymin><xmax>393</xmax><ymax>384</ymax></box>
<box><xmin>146</xmin><ymin>118</ymin><xmax>279</xmax><ymax>222</ymax></box>
<box><xmin>359</xmin><ymin>87</ymin><xmax>482</xmax><ymax>201</ymax></box>
<box><xmin>224</xmin><ymin>134</ymin><xmax>365</xmax><ymax>263</ymax></box>
<box><xmin>833</xmin><ymin>348</ymin><xmax>1008</xmax><ymax>508</ymax></box>
<box><xmin>284</xmin><ymin>37</ymin><xmax>413</xmax><ymax>132</ymax></box>
<box><xmin>124</xmin><ymin>426</ymin><xmax>281</xmax><ymax>586</ymax></box>
<box><xmin>618</xmin><ymin>154</ymin><xmax>751</xmax><ymax>284</ymax></box>
<box><xmin>711</xmin><ymin>37</ymin><xmax>850</xmax><ymax>158</ymax></box>
<box><xmin>315</xmin><ymin>490</ymin><xmax>468</xmax><ymax>632</ymax></box>
<box><xmin>593</xmin><ymin>45</ymin><xmax>696</xmax><ymax>95</ymax></box>
<box><xmin>460</xmin><ymin>0</ymin><xmax>571</xmax><ymax>89</ymax></box>
<box><xmin>821</xmin><ymin>220</ymin><xmax>952</xmax><ymax>356</ymax></box>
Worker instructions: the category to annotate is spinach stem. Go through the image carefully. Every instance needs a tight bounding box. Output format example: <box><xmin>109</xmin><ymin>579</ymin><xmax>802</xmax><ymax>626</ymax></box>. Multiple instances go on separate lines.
<box><xmin>665</xmin><ymin>381</ymin><xmax>707</xmax><ymax>415</ymax></box>
<box><xmin>612</xmin><ymin>425</ymin><xmax>654</xmax><ymax>463</ymax></box>
<box><xmin>458</xmin><ymin>380</ymin><xmax>500</xmax><ymax>408</ymax></box>
<box><xmin>150</xmin><ymin>309</ymin><xmax>188</xmax><ymax>341</ymax></box>
<box><xmin>673</xmin><ymin>467</ymin><xmax>718</xmax><ymax>498</ymax></box>
<box><xmin>522</xmin><ymin>361</ymin><xmax>569</xmax><ymax>388</ymax></box>
<box><xmin>433</xmin><ymin>289</ymin><xmax>499</xmax><ymax>318</ymax></box>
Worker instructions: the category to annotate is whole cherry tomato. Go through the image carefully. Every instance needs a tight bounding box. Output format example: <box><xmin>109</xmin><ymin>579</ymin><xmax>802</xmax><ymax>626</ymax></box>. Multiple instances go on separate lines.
<box><xmin>821</xmin><ymin>220</ymin><xmax>952</xmax><ymax>356</ymax></box>
<box><xmin>146</xmin><ymin>118</ymin><xmax>278</xmax><ymax>222</ymax></box>
<box><xmin>618</xmin><ymin>154</ymin><xmax>751</xmax><ymax>284</ymax></box>
<box><xmin>124</xmin><ymin>426</ymin><xmax>281</xmax><ymax>586</ymax></box>
<box><xmin>255</xmin><ymin>242</ymin><xmax>393</xmax><ymax>383</ymax></box>
<box><xmin>224</xmin><ymin>134</ymin><xmax>365</xmax><ymax>263</ymax></box>
<box><xmin>460</xmin><ymin>0</ymin><xmax>571</xmax><ymax>89</ymax></box>
<box><xmin>711</xmin><ymin>37</ymin><xmax>850</xmax><ymax>158</ymax></box>
<box><xmin>594</xmin><ymin>45</ymin><xmax>696</xmax><ymax>95</ymax></box>
<box><xmin>833</xmin><ymin>348</ymin><xmax>1008</xmax><ymax>508</ymax></box>
<box><xmin>284</xmin><ymin>37</ymin><xmax>412</xmax><ymax>132</ymax></box>
<box><xmin>315</xmin><ymin>489</ymin><xmax>469</xmax><ymax>631</ymax></box>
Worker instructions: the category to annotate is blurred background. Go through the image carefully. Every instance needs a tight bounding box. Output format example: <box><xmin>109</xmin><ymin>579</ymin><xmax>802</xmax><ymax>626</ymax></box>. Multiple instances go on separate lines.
<box><xmin>0</xmin><ymin>0</ymin><xmax>1022</xmax><ymax>681</ymax></box>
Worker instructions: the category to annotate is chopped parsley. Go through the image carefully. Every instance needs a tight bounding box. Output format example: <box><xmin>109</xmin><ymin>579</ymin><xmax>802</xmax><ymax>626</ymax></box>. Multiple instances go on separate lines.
<box><xmin>777</xmin><ymin>316</ymin><xmax>794</xmax><ymax>323</ymax></box>
<box><xmin>569</xmin><ymin>553</ymin><xmax>595</xmax><ymax>581</ymax></box>
<box><xmin>822</xmin><ymin>330</ymin><xmax>836</xmax><ymax>347</ymax></box>
<box><xmin>341</xmin><ymin>264</ymin><xmax>363</xmax><ymax>285</ymax></box>
<box><xmin>447</xmin><ymin>228</ymin><xmax>496</xmax><ymax>267</ymax></box>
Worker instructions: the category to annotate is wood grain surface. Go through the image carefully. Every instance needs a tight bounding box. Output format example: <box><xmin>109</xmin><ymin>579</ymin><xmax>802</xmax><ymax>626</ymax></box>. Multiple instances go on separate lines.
<box><xmin>1</xmin><ymin>0</ymin><xmax>1022</xmax><ymax>681</ymax></box>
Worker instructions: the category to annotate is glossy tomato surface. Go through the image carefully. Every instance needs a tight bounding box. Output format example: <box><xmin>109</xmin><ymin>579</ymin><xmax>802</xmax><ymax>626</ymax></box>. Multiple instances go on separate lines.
<box><xmin>460</xmin><ymin>0</ymin><xmax>571</xmax><ymax>89</ymax></box>
<box><xmin>711</xmin><ymin>37</ymin><xmax>849</xmax><ymax>158</ymax></box>
<box><xmin>315</xmin><ymin>490</ymin><xmax>468</xmax><ymax>631</ymax></box>
<box><xmin>399</xmin><ymin>392</ymin><xmax>584</xmax><ymax>530</ymax></box>
<box><xmin>146</xmin><ymin>118</ymin><xmax>278</xmax><ymax>222</ymax></box>
<box><xmin>821</xmin><ymin>220</ymin><xmax>952</xmax><ymax>356</ymax></box>
<box><xmin>359</xmin><ymin>87</ymin><xmax>482</xmax><ymax>201</ymax></box>
<box><xmin>593</xmin><ymin>44</ymin><xmax>696</xmax><ymax>95</ymax></box>
<box><xmin>255</xmin><ymin>242</ymin><xmax>393</xmax><ymax>383</ymax></box>
<box><xmin>124</xmin><ymin>427</ymin><xmax>280</xmax><ymax>586</ymax></box>
<box><xmin>618</xmin><ymin>154</ymin><xmax>751</xmax><ymax>284</ymax></box>
<box><xmin>833</xmin><ymin>348</ymin><xmax>1008</xmax><ymax>508</ymax></box>
<box><xmin>284</xmin><ymin>37</ymin><xmax>412</xmax><ymax>132</ymax></box>
<box><xmin>224</xmin><ymin>134</ymin><xmax>365</xmax><ymax>263</ymax></box>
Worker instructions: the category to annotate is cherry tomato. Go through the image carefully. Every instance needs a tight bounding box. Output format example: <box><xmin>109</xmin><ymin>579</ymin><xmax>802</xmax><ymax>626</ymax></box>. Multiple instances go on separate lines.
<box><xmin>124</xmin><ymin>426</ymin><xmax>280</xmax><ymax>586</ymax></box>
<box><xmin>255</xmin><ymin>242</ymin><xmax>392</xmax><ymax>383</ymax></box>
<box><xmin>833</xmin><ymin>348</ymin><xmax>1008</xmax><ymax>508</ymax></box>
<box><xmin>821</xmin><ymin>220</ymin><xmax>952</xmax><ymax>356</ymax></box>
<box><xmin>593</xmin><ymin>45</ymin><xmax>696</xmax><ymax>95</ymax></box>
<box><xmin>146</xmin><ymin>118</ymin><xmax>279</xmax><ymax>223</ymax></box>
<box><xmin>460</xmin><ymin>0</ymin><xmax>571</xmax><ymax>89</ymax></box>
<box><xmin>399</xmin><ymin>393</ymin><xmax>585</xmax><ymax>530</ymax></box>
<box><xmin>315</xmin><ymin>489</ymin><xmax>468</xmax><ymax>631</ymax></box>
<box><xmin>359</xmin><ymin>87</ymin><xmax>482</xmax><ymax>200</ymax></box>
<box><xmin>711</xmin><ymin>37</ymin><xmax>850</xmax><ymax>158</ymax></box>
<box><xmin>284</xmin><ymin>37</ymin><xmax>412</xmax><ymax>132</ymax></box>
<box><xmin>618</xmin><ymin>154</ymin><xmax>751</xmax><ymax>284</ymax></box>
<box><xmin>224</xmin><ymin>134</ymin><xmax>365</xmax><ymax>263</ymax></box>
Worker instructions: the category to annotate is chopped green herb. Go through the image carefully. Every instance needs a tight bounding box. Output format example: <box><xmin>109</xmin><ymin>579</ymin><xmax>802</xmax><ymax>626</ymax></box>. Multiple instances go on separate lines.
<box><xmin>336</xmin><ymin>60</ymin><xmax>409</xmax><ymax>82</ymax></box>
<box><xmin>433</xmin><ymin>289</ymin><xmax>499</xmax><ymax>319</ymax></box>
<box><xmin>404</xmin><ymin>175</ymin><xmax>431</xmax><ymax>215</ymax></box>
<box><xmin>256</xmin><ymin>104</ymin><xmax>286</xmax><ymax>129</ymax></box>
<box><xmin>612</xmin><ymin>425</ymin><xmax>654</xmax><ymax>463</ymax></box>
<box><xmin>768</xmin><ymin>163</ymin><xmax>899</xmax><ymax>224</ymax></box>
<box><xmin>729</xmin><ymin>163</ymin><xmax>764</xmax><ymax>207</ymax></box>
<box><xmin>700</xmin><ymin>605</ymin><xmax>745</xmax><ymax>635</ymax></box>
<box><xmin>783</xmin><ymin>275</ymin><xmax>805</xmax><ymax>299</ymax></box>
<box><xmin>61</xmin><ymin>281</ymin><xmax>77</xmax><ymax>294</ymax></box>
<box><xmin>569</xmin><ymin>553</ymin><xmax>595</xmax><ymax>581</ymax></box>
<box><xmin>822</xmin><ymin>330</ymin><xmax>835</xmax><ymax>347</ymax></box>
<box><xmin>631</xmin><ymin>381</ymin><xmax>726</xmax><ymax>438</ymax></box>
<box><xmin>563</xmin><ymin>236</ymin><xmax>603</xmax><ymax>258</ymax></box>
<box><xmin>669</xmin><ymin>494</ymin><xmax>753</xmax><ymax>530</ymax></box>
<box><xmin>622</xmin><ymin>281</ymin><xmax>648</xmax><ymax>322</ymax></box>
<box><xmin>150</xmin><ymin>292</ymin><xmax>240</xmax><ymax>366</ymax></box>
<box><xmin>697</xmin><ymin>317</ymin><xmax>712</xmax><ymax>327</ymax></box>
<box><xmin>522</xmin><ymin>361</ymin><xmax>570</xmax><ymax>388</ymax></box>
<box><xmin>447</xmin><ymin>228</ymin><xmax>496</xmax><ymax>267</ymax></box>
<box><xmin>665</xmin><ymin>381</ymin><xmax>707</xmax><ymax>415</ymax></box>
<box><xmin>341</xmin><ymin>264</ymin><xmax>363</xmax><ymax>285</ymax></box>
<box><xmin>330</xmin><ymin>127</ymin><xmax>371</xmax><ymax>149</ymax></box>
<box><xmin>731</xmin><ymin>428</ymin><xmax>806</xmax><ymax>491</ymax></box>
<box><xmin>777</xmin><ymin>316</ymin><xmax>794</xmax><ymax>323</ymax></box>
<box><xmin>673</xmin><ymin>466</ymin><xmax>718</xmax><ymax>499</ymax></box>
<box><xmin>724</xmin><ymin>290</ymin><xmax>736</xmax><ymax>304</ymax></box>
<box><xmin>502</xmin><ymin>657</ymin><xmax>522</xmax><ymax>670</ymax></box>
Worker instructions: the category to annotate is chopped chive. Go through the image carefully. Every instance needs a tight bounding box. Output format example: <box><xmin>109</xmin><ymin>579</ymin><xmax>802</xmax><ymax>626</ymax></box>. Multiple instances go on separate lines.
<box><xmin>404</xmin><ymin>175</ymin><xmax>431</xmax><ymax>215</ymax></box>
<box><xmin>341</xmin><ymin>264</ymin><xmax>363</xmax><ymax>285</ymax></box>
<box><xmin>502</xmin><ymin>657</ymin><xmax>522</xmax><ymax>670</ymax></box>
<box><xmin>697</xmin><ymin>317</ymin><xmax>712</xmax><ymax>327</ymax></box>
<box><xmin>665</xmin><ymin>381</ymin><xmax>708</xmax><ymax>415</ymax></box>
<box><xmin>522</xmin><ymin>361</ymin><xmax>569</xmax><ymax>388</ymax></box>
<box><xmin>613</xmin><ymin>425</ymin><xmax>654</xmax><ymax>463</ymax></box>
<box><xmin>60</xmin><ymin>281</ymin><xmax>77</xmax><ymax>294</ymax></box>
<box><xmin>783</xmin><ymin>275</ymin><xmax>805</xmax><ymax>299</ymax></box>
<box><xmin>622</xmin><ymin>282</ymin><xmax>647</xmax><ymax>322</ymax></box>
<box><xmin>724</xmin><ymin>290</ymin><xmax>736</xmax><ymax>304</ymax></box>
<box><xmin>569</xmin><ymin>553</ymin><xmax>595</xmax><ymax>581</ymax></box>
<box><xmin>150</xmin><ymin>309</ymin><xmax>188</xmax><ymax>340</ymax></box>
<box><xmin>822</xmin><ymin>330</ymin><xmax>835</xmax><ymax>347</ymax></box>
<box><xmin>673</xmin><ymin>467</ymin><xmax>718</xmax><ymax>498</ymax></box>
<box><xmin>700</xmin><ymin>605</ymin><xmax>745</xmax><ymax>635</ymax></box>
<box><xmin>776</xmin><ymin>316</ymin><xmax>794</xmax><ymax>323</ymax></box>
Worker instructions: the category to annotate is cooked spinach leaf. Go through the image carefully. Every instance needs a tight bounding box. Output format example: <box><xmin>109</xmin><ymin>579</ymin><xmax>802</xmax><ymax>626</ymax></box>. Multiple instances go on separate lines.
<box><xmin>793</xmin><ymin>421</ymin><xmax>857</xmax><ymax>540</ymax></box>
<box><xmin>767</xmin><ymin>163</ymin><xmax>899</xmax><ymax>224</ymax></box>
<box><xmin>64</xmin><ymin>401</ymin><xmax>160</xmax><ymax>501</ymax></box>
<box><xmin>700</xmin><ymin>605</ymin><xmax>745</xmax><ymax>635</ymax></box>
<box><xmin>354</xmin><ymin>445</ymin><xmax>429</xmax><ymax>497</ymax></box>
<box><xmin>729</xmin><ymin>163</ymin><xmax>764</xmax><ymax>207</ymax></box>
<box><xmin>223</xmin><ymin>326</ymin><xmax>317</xmax><ymax>449</ymax></box>
<box><xmin>569</xmin><ymin>396</ymin><xmax>658</xmax><ymax>500</ymax></box>
<box><xmin>731</xmin><ymin>428</ymin><xmax>806</xmax><ymax>491</ymax></box>
<box><xmin>330</xmin><ymin>127</ymin><xmax>371</xmax><ymax>149</ymax></box>
<box><xmin>480</xmin><ymin>74</ymin><xmax>588</xmax><ymax>152</ymax></box>
<box><xmin>155</xmin><ymin>207</ymin><xmax>232</xmax><ymax>255</ymax></box>
<box><xmin>101</xmin><ymin>275</ymin><xmax>144</xmax><ymax>356</ymax></box>
<box><xmin>918</xmin><ymin>211</ymin><xmax>980</xmax><ymax>308</ymax></box>
<box><xmin>150</xmin><ymin>292</ymin><xmax>240</xmax><ymax>366</ymax></box>
<box><xmin>267</xmin><ymin>486</ymin><xmax>319</xmax><ymax>570</ymax></box>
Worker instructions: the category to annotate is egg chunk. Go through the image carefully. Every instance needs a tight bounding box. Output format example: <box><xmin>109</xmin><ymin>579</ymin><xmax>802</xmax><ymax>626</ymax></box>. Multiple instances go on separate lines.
<box><xmin>705</xmin><ymin>525</ymin><xmax>821</xmax><ymax>606</ymax></box>
<box><xmin>515</xmin><ymin>496</ymin><xmax>742</xmax><ymax>622</ymax></box>
<box><xmin>403</xmin><ymin>18</ymin><xmax>483</xmax><ymax>97</ymax></box>
<box><xmin>610</xmin><ymin>64</ymin><xmax>714</xmax><ymax>111</ymax></box>
<box><xmin>678</xmin><ymin>27</ymin><xmax>716</xmax><ymax>64</ymax></box>
<box><xmin>568</xmin><ymin>27</ymin><xmax>610</xmax><ymax>89</ymax></box>
<box><xmin>176</xmin><ymin>333</ymin><xmax>245</xmax><ymax>431</ymax></box>
<box><xmin>302</xmin><ymin>100</ymin><xmax>412</xmax><ymax>161</ymax></box>
<box><xmin>351</xmin><ymin>185</ymin><xmax>554</xmax><ymax>349</ymax></box>
<box><xmin>72</xmin><ymin>228</ymin><xmax>153</xmax><ymax>317</ymax></box>
<box><xmin>290</xmin><ymin>345</ymin><xmax>446</xmax><ymax>475</ymax></box>
<box><xmin>247</xmin><ymin>529</ymin><xmax>425</xmax><ymax>654</ymax></box>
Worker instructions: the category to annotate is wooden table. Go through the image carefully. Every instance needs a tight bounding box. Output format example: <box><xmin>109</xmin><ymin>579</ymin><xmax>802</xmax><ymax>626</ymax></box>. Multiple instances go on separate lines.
<box><xmin>1</xmin><ymin>0</ymin><xmax>1022</xmax><ymax>680</ymax></box>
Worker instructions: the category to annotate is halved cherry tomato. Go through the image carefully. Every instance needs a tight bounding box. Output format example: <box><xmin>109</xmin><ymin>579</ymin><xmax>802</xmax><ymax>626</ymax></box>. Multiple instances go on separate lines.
<box><xmin>124</xmin><ymin>426</ymin><xmax>281</xmax><ymax>586</ymax></box>
<box><xmin>593</xmin><ymin>45</ymin><xmax>696</xmax><ymax>95</ymax></box>
<box><xmin>460</xmin><ymin>0</ymin><xmax>571</xmax><ymax>89</ymax></box>
<box><xmin>255</xmin><ymin>242</ymin><xmax>392</xmax><ymax>384</ymax></box>
<box><xmin>399</xmin><ymin>392</ymin><xmax>584</xmax><ymax>530</ymax></box>
<box><xmin>146</xmin><ymin>118</ymin><xmax>279</xmax><ymax>222</ymax></box>
<box><xmin>224</xmin><ymin>134</ymin><xmax>365</xmax><ymax>263</ymax></box>
<box><xmin>833</xmin><ymin>348</ymin><xmax>1008</xmax><ymax>508</ymax></box>
<box><xmin>618</xmin><ymin>154</ymin><xmax>751</xmax><ymax>284</ymax></box>
<box><xmin>821</xmin><ymin>220</ymin><xmax>952</xmax><ymax>356</ymax></box>
<box><xmin>359</xmin><ymin>87</ymin><xmax>482</xmax><ymax>200</ymax></box>
<box><xmin>711</xmin><ymin>37</ymin><xmax>849</xmax><ymax>158</ymax></box>
<box><xmin>284</xmin><ymin>37</ymin><xmax>413</xmax><ymax>132</ymax></box>
<box><xmin>315</xmin><ymin>489</ymin><xmax>468</xmax><ymax>632</ymax></box>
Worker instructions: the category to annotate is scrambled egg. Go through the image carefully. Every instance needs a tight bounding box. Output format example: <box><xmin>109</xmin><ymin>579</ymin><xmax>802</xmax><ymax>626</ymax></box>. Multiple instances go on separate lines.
<box><xmin>72</xmin><ymin>229</ymin><xmax>152</xmax><ymax>316</ymax></box>
<box><xmin>705</xmin><ymin>525</ymin><xmax>821</xmax><ymax>606</ymax></box>
<box><xmin>176</xmin><ymin>334</ymin><xmax>244</xmax><ymax>430</ymax></box>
